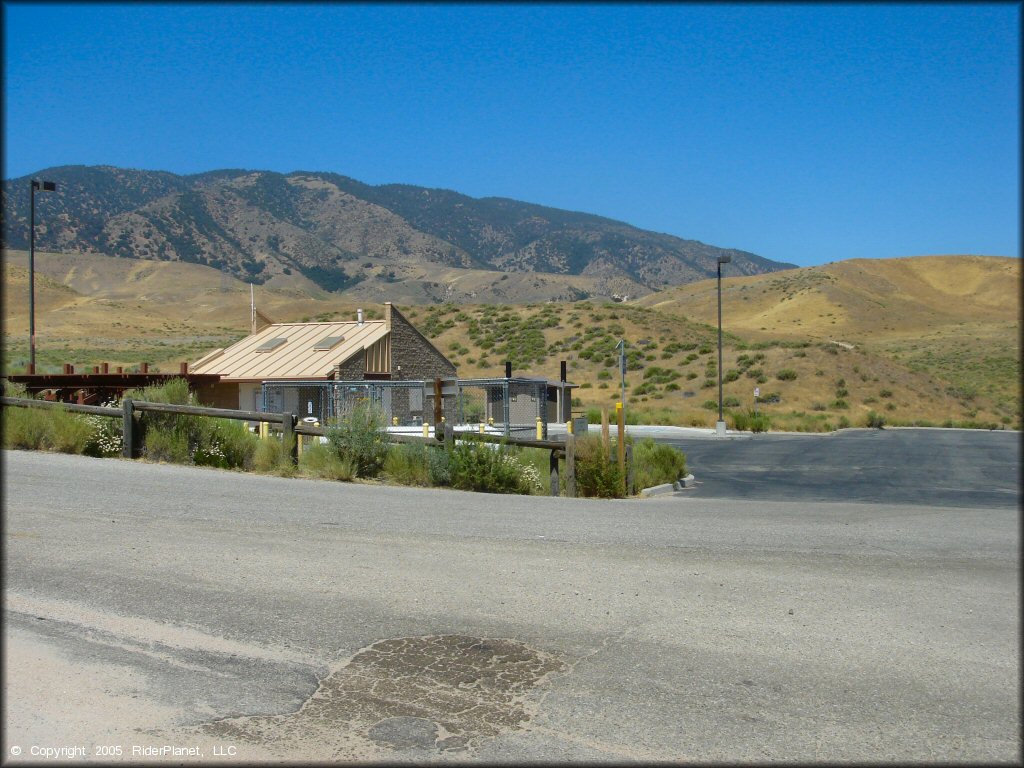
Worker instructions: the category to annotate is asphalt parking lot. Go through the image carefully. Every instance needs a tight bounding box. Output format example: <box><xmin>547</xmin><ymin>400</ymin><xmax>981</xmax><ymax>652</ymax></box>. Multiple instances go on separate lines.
<box><xmin>3</xmin><ymin>433</ymin><xmax>1020</xmax><ymax>762</ymax></box>
<box><xmin>660</xmin><ymin>427</ymin><xmax>1020</xmax><ymax>507</ymax></box>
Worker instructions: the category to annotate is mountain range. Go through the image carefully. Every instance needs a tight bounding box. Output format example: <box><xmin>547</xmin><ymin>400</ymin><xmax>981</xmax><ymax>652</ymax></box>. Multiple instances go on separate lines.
<box><xmin>2</xmin><ymin>165</ymin><xmax>795</xmax><ymax>301</ymax></box>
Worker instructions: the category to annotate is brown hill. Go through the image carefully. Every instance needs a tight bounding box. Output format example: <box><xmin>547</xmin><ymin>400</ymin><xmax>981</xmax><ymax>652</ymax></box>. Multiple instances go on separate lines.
<box><xmin>2</xmin><ymin>165</ymin><xmax>794</xmax><ymax>300</ymax></box>
<box><xmin>639</xmin><ymin>255</ymin><xmax>1018</xmax><ymax>338</ymax></box>
<box><xmin>3</xmin><ymin>250</ymin><xmax>1018</xmax><ymax>430</ymax></box>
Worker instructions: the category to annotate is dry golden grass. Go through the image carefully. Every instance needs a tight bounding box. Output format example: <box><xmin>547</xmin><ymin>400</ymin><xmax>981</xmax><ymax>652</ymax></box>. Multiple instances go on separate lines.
<box><xmin>3</xmin><ymin>250</ymin><xmax>1018</xmax><ymax>429</ymax></box>
<box><xmin>639</xmin><ymin>255</ymin><xmax>1018</xmax><ymax>341</ymax></box>
<box><xmin>636</xmin><ymin>255</ymin><xmax>1020</xmax><ymax>427</ymax></box>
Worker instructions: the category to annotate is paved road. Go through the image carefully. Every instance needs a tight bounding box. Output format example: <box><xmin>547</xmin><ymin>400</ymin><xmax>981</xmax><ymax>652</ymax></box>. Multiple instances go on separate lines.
<box><xmin>661</xmin><ymin>428</ymin><xmax>1020</xmax><ymax>507</ymax></box>
<box><xmin>3</xmin><ymin>450</ymin><xmax>1020</xmax><ymax>763</ymax></box>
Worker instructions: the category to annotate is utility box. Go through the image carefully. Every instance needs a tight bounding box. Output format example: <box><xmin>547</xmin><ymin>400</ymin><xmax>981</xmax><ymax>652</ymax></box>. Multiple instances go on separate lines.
<box><xmin>571</xmin><ymin>416</ymin><xmax>589</xmax><ymax>435</ymax></box>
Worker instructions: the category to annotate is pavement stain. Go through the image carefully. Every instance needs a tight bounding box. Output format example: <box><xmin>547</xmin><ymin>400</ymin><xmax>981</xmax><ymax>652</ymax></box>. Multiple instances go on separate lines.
<box><xmin>193</xmin><ymin>635</ymin><xmax>566</xmax><ymax>758</ymax></box>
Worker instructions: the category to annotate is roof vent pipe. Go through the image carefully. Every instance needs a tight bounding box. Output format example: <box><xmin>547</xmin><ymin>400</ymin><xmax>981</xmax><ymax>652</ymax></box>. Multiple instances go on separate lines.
<box><xmin>357</xmin><ymin>308</ymin><xmax>364</xmax><ymax>326</ymax></box>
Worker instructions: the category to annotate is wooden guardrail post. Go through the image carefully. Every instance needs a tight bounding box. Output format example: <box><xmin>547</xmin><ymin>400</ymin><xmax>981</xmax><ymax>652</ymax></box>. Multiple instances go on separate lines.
<box><xmin>549</xmin><ymin>449</ymin><xmax>560</xmax><ymax>496</ymax></box>
<box><xmin>565</xmin><ymin>433</ymin><xmax>576</xmax><ymax>498</ymax></box>
<box><xmin>282</xmin><ymin>412</ymin><xmax>297</xmax><ymax>465</ymax></box>
<box><xmin>625</xmin><ymin>442</ymin><xmax>634</xmax><ymax>496</ymax></box>
<box><xmin>443</xmin><ymin>422</ymin><xmax>454</xmax><ymax>448</ymax></box>
<box><xmin>122</xmin><ymin>398</ymin><xmax>140</xmax><ymax>459</ymax></box>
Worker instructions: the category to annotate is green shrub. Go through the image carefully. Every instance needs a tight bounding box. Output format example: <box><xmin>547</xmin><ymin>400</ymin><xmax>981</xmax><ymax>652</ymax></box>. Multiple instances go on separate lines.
<box><xmin>83</xmin><ymin>412</ymin><xmax>123</xmax><ymax>457</ymax></box>
<box><xmin>731</xmin><ymin>408</ymin><xmax>771</xmax><ymax>433</ymax></box>
<box><xmin>837</xmin><ymin>415</ymin><xmax>851</xmax><ymax>429</ymax></box>
<box><xmin>125</xmin><ymin>378</ymin><xmax>194</xmax><ymax>463</ymax></box>
<box><xmin>633</xmin><ymin>438</ymin><xmax>686</xmax><ymax>490</ymax></box>
<box><xmin>776</xmin><ymin>369</ymin><xmax>798</xmax><ymax>381</ymax></box>
<box><xmin>574</xmin><ymin>436</ymin><xmax>624</xmax><ymax>498</ymax></box>
<box><xmin>2</xmin><ymin>404</ymin><xmax>54</xmax><ymax>450</ymax></box>
<box><xmin>865</xmin><ymin>411</ymin><xmax>886</xmax><ymax>429</ymax></box>
<box><xmin>383</xmin><ymin>442</ymin><xmax>431</xmax><ymax>486</ymax></box>
<box><xmin>48</xmin><ymin>407</ymin><xmax>93</xmax><ymax>454</ymax></box>
<box><xmin>325</xmin><ymin>403</ymin><xmax>389</xmax><ymax>478</ymax></box>
<box><xmin>425</xmin><ymin>445</ymin><xmax>452</xmax><ymax>486</ymax></box>
<box><xmin>301</xmin><ymin>442</ymin><xmax>357</xmax><ymax>481</ymax></box>
<box><xmin>193</xmin><ymin>418</ymin><xmax>259</xmax><ymax>469</ymax></box>
<box><xmin>447</xmin><ymin>440</ymin><xmax>533</xmax><ymax>494</ymax></box>
<box><xmin>253</xmin><ymin>434</ymin><xmax>297</xmax><ymax>476</ymax></box>
<box><xmin>144</xmin><ymin>424</ymin><xmax>191</xmax><ymax>463</ymax></box>
<box><xmin>122</xmin><ymin>378</ymin><xmax>257</xmax><ymax>469</ymax></box>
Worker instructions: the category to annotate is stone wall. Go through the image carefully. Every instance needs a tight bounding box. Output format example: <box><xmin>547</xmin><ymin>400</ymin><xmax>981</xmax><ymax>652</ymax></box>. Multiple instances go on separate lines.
<box><xmin>333</xmin><ymin>351</ymin><xmax>366</xmax><ymax>381</ymax></box>
<box><xmin>386</xmin><ymin>303</ymin><xmax>457</xmax><ymax>381</ymax></box>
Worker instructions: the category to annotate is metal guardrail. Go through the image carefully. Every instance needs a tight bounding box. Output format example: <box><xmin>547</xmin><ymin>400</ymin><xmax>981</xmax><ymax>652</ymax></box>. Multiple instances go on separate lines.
<box><xmin>1</xmin><ymin>395</ymin><xmax>578</xmax><ymax>496</ymax></box>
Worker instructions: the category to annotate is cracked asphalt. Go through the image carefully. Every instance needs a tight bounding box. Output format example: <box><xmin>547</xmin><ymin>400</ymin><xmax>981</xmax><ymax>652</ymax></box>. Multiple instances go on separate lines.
<box><xmin>3</xmin><ymin>447</ymin><xmax>1020</xmax><ymax>762</ymax></box>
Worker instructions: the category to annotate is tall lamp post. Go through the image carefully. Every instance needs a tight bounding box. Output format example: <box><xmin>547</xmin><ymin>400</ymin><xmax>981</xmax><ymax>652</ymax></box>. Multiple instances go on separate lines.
<box><xmin>716</xmin><ymin>254</ymin><xmax>731</xmax><ymax>436</ymax></box>
<box><xmin>29</xmin><ymin>179</ymin><xmax>57</xmax><ymax>373</ymax></box>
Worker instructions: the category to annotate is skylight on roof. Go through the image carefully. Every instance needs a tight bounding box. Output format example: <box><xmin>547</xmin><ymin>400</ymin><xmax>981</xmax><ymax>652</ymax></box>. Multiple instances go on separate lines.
<box><xmin>254</xmin><ymin>337</ymin><xmax>288</xmax><ymax>353</ymax></box>
<box><xmin>312</xmin><ymin>335</ymin><xmax>345</xmax><ymax>351</ymax></box>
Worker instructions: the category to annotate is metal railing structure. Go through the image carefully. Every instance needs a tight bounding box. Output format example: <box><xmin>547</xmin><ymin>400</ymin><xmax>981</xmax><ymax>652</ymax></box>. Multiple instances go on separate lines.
<box><xmin>261</xmin><ymin>377</ymin><xmax>550</xmax><ymax>438</ymax></box>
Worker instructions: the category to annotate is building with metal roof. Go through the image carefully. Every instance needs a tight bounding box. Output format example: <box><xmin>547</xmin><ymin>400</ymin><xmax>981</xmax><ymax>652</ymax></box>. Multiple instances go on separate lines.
<box><xmin>190</xmin><ymin>303</ymin><xmax>456</xmax><ymax>411</ymax></box>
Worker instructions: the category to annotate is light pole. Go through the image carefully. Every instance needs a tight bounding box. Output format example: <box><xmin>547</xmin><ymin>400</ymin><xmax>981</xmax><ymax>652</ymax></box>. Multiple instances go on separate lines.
<box><xmin>716</xmin><ymin>254</ymin><xmax>731</xmax><ymax>436</ymax></box>
<box><xmin>29</xmin><ymin>179</ymin><xmax>57</xmax><ymax>373</ymax></box>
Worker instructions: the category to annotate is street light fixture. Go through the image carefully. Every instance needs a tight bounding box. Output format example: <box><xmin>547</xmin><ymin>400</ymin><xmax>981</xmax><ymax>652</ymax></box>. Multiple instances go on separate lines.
<box><xmin>29</xmin><ymin>179</ymin><xmax>57</xmax><ymax>373</ymax></box>
<box><xmin>716</xmin><ymin>254</ymin><xmax>731</xmax><ymax>436</ymax></box>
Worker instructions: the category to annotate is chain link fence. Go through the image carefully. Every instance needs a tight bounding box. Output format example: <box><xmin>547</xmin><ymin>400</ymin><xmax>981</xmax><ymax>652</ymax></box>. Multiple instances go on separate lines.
<box><xmin>261</xmin><ymin>377</ymin><xmax>550</xmax><ymax>437</ymax></box>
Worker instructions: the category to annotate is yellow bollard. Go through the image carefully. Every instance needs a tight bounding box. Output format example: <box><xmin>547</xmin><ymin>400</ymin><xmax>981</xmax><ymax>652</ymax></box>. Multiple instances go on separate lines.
<box><xmin>423</xmin><ymin>422</ymin><xmax>430</xmax><ymax>438</ymax></box>
<box><xmin>479</xmin><ymin>423</ymin><xmax>485</xmax><ymax>434</ymax></box>
<box><xmin>392</xmin><ymin>416</ymin><xmax>399</xmax><ymax>426</ymax></box>
<box><xmin>259</xmin><ymin>421</ymin><xmax>268</xmax><ymax>439</ymax></box>
<box><xmin>567</xmin><ymin>418</ymin><xmax>574</xmax><ymax>435</ymax></box>
<box><xmin>488</xmin><ymin>417</ymin><xmax>494</xmax><ymax>426</ymax></box>
<box><xmin>536</xmin><ymin>417</ymin><xmax>543</xmax><ymax>440</ymax></box>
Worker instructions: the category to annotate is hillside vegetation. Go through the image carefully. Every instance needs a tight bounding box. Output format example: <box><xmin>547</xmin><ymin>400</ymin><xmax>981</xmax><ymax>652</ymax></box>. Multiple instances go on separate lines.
<box><xmin>3</xmin><ymin>250</ymin><xmax>1017</xmax><ymax>430</ymax></box>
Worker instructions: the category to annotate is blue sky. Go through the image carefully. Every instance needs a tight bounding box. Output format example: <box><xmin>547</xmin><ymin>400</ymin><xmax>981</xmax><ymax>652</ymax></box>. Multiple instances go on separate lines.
<box><xmin>3</xmin><ymin>3</ymin><xmax>1019</xmax><ymax>267</ymax></box>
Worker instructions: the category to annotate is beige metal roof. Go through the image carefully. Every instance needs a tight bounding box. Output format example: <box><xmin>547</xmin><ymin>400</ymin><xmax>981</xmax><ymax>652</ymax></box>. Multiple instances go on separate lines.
<box><xmin>192</xmin><ymin>321</ymin><xmax>389</xmax><ymax>381</ymax></box>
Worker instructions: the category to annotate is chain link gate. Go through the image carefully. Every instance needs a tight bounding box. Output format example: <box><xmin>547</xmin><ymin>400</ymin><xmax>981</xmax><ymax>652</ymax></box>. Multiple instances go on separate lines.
<box><xmin>262</xmin><ymin>379</ymin><xmax>453</xmax><ymax>428</ymax></box>
<box><xmin>454</xmin><ymin>378</ymin><xmax>549</xmax><ymax>438</ymax></box>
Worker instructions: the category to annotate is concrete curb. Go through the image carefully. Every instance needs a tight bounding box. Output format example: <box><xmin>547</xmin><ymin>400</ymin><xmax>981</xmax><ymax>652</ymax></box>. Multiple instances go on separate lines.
<box><xmin>639</xmin><ymin>474</ymin><xmax>696</xmax><ymax>497</ymax></box>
